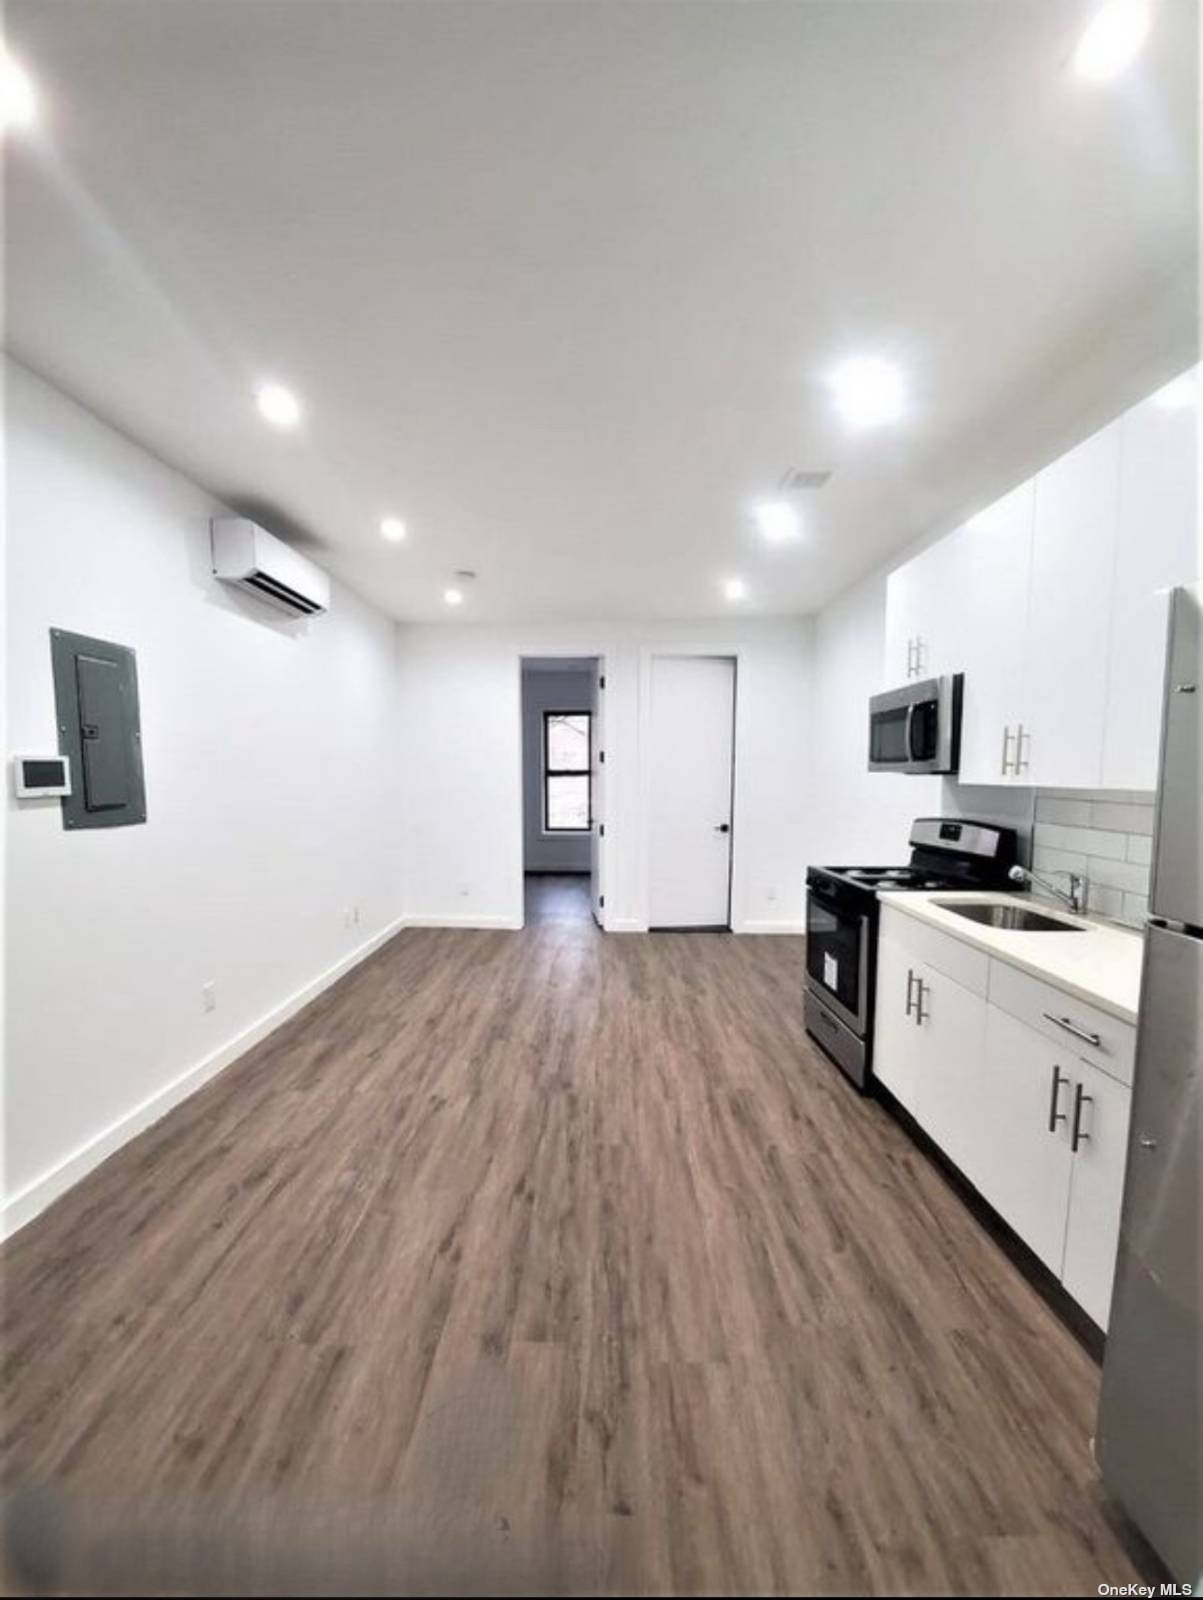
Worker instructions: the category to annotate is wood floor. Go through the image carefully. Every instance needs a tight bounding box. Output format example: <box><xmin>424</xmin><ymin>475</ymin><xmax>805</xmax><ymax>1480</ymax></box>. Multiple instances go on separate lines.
<box><xmin>1</xmin><ymin>897</ymin><xmax>1154</xmax><ymax>1595</ymax></box>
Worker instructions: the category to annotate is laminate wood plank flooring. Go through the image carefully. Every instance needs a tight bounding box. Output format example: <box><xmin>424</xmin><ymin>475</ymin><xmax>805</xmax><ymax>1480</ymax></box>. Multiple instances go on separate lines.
<box><xmin>1</xmin><ymin>914</ymin><xmax>1154</xmax><ymax>1595</ymax></box>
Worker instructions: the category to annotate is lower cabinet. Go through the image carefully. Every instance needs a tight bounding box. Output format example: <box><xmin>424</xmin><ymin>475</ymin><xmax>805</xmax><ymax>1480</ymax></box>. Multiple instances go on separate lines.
<box><xmin>978</xmin><ymin>1005</ymin><xmax>1075</xmax><ymax>1275</ymax></box>
<box><xmin>1060</xmin><ymin>1058</ymin><xmax>1132</xmax><ymax>1327</ymax></box>
<box><xmin>873</xmin><ymin>907</ymin><xmax>1132</xmax><ymax>1328</ymax></box>
<box><xmin>873</xmin><ymin>918</ymin><xmax>922</xmax><ymax>1114</ymax></box>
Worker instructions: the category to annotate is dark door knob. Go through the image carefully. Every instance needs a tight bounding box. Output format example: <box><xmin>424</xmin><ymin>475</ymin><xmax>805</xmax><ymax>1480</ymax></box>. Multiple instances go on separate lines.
<box><xmin>715</xmin><ymin>823</ymin><xmax>730</xmax><ymax>833</ymax></box>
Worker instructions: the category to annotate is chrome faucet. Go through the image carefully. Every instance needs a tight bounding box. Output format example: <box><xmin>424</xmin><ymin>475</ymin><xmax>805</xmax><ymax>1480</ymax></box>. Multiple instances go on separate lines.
<box><xmin>1008</xmin><ymin>863</ymin><xmax>1088</xmax><ymax>915</ymax></box>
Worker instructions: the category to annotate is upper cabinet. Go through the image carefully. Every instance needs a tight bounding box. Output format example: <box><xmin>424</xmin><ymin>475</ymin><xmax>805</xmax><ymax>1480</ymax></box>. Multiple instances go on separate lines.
<box><xmin>1023</xmin><ymin>421</ymin><xmax>1123</xmax><ymax>788</ymax></box>
<box><xmin>882</xmin><ymin>537</ymin><xmax>964</xmax><ymax>687</ymax></box>
<box><xmin>882</xmin><ymin>367</ymin><xmax>1200</xmax><ymax>792</ymax></box>
<box><xmin>953</xmin><ymin>481</ymin><xmax>1035</xmax><ymax>786</ymax></box>
<box><xmin>1104</xmin><ymin>380</ymin><xmax>1200</xmax><ymax>789</ymax></box>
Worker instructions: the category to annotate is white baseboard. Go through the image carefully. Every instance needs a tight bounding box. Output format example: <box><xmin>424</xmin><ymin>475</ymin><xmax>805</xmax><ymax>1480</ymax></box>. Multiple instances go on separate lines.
<box><xmin>402</xmin><ymin>913</ymin><xmax>523</xmax><ymax>930</ymax></box>
<box><xmin>736</xmin><ymin>918</ymin><xmax>806</xmax><ymax>935</ymax></box>
<box><xmin>603</xmin><ymin>917</ymin><xmax>646</xmax><ymax>933</ymax></box>
<box><xmin>1</xmin><ymin>914</ymin><xmax>407</xmax><ymax>1242</ymax></box>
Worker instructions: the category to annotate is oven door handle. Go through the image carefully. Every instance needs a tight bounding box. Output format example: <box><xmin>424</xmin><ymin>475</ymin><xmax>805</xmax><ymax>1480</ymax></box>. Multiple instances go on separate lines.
<box><xmin>905</xmin><ymin>701</ymin><xmax>918</xmax><ymax>764</ymax></box>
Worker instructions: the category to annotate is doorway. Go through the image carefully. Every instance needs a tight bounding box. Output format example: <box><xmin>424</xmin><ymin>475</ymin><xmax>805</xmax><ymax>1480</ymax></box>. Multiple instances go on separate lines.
<box><xmin>647</xmin><ymin>654</ymin><xmax>736</xmax><ymax>929</ymax></box>
<box><xmin>520</xmin><ymin>657</ymin><xmax>604</xmax><ymax>926</ymax></box>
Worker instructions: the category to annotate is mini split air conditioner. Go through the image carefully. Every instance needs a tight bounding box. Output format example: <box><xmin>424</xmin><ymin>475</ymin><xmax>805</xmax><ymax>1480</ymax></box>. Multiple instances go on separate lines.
<box><xmin>210</xmin><ymin>517</ymin><xmax>331</xmax><ymax>617</ymax></box>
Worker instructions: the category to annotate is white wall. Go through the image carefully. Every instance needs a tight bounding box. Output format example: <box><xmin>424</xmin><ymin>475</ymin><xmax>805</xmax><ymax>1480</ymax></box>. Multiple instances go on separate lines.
<box><xmin>397</xmin><ymin>618</ymin><xmax>814</xmax><ymax>933</ymax></box>
<box><xmin>3</xmin><ymin>360</ymin><xmax>404</xmax><ymax>1230</ymax></box>
<box><xmin>521</xmin><ymin>667</ymin><xmax>594</xmax><ymax>872</ymax></box>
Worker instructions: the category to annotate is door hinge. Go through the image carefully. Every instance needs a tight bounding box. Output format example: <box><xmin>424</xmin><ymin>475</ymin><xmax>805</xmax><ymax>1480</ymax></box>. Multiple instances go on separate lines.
<box><xmin>599</xmin><ymin>822</ymin><xmax>605</xmax><ymax>837</ymax></box>
<box><xmin>599</xmin><ymin>674</ymin><xmax>606</xmax><ymax>690</ymax></box>
<box><xmin>599</xmin><ymin>749</ymin><xmax>605</xmax><ymax>764</ymax></box>
<box><xmin>599</xmin><ymin>894</ymin><xmax>605</xmax><ymax>908</ymax></box>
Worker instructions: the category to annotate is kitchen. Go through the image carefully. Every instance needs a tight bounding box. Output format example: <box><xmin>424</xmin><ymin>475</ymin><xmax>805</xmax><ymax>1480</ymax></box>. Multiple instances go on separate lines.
<box><xmin>1</xmin><ymin>2</ymin><xmax>1199</xmax><ymax>1595</ymax></box>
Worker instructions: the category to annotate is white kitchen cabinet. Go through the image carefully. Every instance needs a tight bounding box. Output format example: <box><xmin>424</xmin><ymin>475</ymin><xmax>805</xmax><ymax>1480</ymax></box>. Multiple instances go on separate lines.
<box><xmin>978</xmin><ymin>1004</ymin><xmax>1075</xmax><ymax>1274</ymax></box>
<box><xmin>873</xmin><ymin>916</ymin><xmax>923</xmax><ymax>1113</ymax></box>
<box><xmin>1061</xmin><ymin>1056</ymin><xmax>1132</xmax><ymax>1328</ymax></box>
<box><xmin>1022</xmin><ymin>420</ymin><xmax>1123</xmax><ymax>788</ymax></box>
<box><xmin>880</xmin><ymin>370</ymin><xmax>1198</xmax><ymax>792</ymax></box>
<box><xmin>873</xmin><ymin>908</ymin><xmax>1132</xmax><ymax>1326</ymax></box>
<box><xmin>1103</xmin><ymin>368</ymin><xmax>1200</xmax><ymax>790</ymax></box>
<box><xmin>947</xmin><ymin>480</ymin><xmax>1035</xmax><ymax>786</ymax></box>
<box><xmin>882</xmin><ymin>536</ymin><xmax>966</xmax><ymax>688</ymax></box>
<box><xmin>910</xmin><ymin>959</ymin><xmax>988</xmax><ymax>1177</ymax></box>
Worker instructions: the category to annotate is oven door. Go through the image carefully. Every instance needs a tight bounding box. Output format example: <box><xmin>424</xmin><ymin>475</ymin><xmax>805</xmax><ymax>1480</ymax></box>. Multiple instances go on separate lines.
<box><xmin>805</xmin><ymin>885</ymin><xmax>870</xmax><ymax>1035</ymax></box>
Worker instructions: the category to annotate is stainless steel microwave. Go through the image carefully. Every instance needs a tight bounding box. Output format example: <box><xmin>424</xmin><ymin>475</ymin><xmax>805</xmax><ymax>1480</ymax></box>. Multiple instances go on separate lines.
<box><xmin>868</xmin><ymin>674</ymin><xmax>963</xmax><ymax>774</ymax></box>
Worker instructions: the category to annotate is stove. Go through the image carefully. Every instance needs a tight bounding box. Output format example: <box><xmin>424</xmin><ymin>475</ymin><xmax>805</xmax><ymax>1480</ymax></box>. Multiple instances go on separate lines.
<box><xmin>804</xmin><ymin>818</ymin><xmax>1019</xmax><ymax>1090</ymax></box>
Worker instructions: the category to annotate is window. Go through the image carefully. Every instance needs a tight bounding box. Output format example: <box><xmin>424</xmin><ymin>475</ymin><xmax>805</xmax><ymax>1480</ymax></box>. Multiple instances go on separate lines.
<box><xmin>543</xmin><ymin>711</ymin><xmax>591</xmax><ymax>831</ymax></box>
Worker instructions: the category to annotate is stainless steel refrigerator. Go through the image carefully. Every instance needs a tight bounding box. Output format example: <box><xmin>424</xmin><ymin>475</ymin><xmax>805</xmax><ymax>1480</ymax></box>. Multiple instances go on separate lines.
<box><xmin>1096</xmin><ymin>585</ymin><xmax>1202</xmax><ymax>1585</ymax></box>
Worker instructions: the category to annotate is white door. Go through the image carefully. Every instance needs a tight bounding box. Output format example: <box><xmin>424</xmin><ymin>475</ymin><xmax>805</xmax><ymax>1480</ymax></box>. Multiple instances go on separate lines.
<box><xmin>1061</xmin><ymin>1059</ymin><xmax>1132</xmax><ymax>1329</ymax></box>
<box><xmin>590</xmin><ymin>661</ymin><xmax>605</xmax><ymax>926</ymax></box>
<box><xmin>648</xmin><ymin>656</ymin><xmax>735</xmax><ymax>928</ymax></box>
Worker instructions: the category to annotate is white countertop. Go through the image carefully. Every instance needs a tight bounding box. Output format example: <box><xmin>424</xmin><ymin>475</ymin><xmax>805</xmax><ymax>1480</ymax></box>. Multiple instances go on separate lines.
<box><xmin>876</xmin><ymin>890</ymin><xmax>1144</xmax><ymax>1024</ymax></box>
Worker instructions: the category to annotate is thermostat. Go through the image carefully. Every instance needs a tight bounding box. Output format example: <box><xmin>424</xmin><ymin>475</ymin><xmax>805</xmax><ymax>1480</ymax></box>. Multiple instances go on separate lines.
<box><xmin>12</xmin><ymin>754</ymin><xmax>72</xmax><ymax>799</ymax></box>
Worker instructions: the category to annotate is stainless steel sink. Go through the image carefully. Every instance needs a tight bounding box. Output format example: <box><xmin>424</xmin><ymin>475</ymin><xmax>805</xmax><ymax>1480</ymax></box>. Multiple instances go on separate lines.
<box><xmin>932</xmin><ymin>900</ymin><xmax>1086</xmax><ymax>933</ymax></box>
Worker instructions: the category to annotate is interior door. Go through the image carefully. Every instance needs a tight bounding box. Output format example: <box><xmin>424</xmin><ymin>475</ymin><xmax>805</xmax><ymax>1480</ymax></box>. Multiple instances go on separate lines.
<box><xmin>590</xmin><ymin>660</ymin><xmax>605</xmax><ymax>926</ymax></box>
<box><xmin>648</xmin><ymin>656</ymin><xmax>735</xmax><ymax>928</ymax></box>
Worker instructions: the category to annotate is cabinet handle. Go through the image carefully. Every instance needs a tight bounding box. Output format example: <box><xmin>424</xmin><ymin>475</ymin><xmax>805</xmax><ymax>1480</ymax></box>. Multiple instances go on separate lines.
<box><xmin>1016</xmin><ymin>723</ymin><xmax>1031</xmax><ymax>775</ymax></box>
<box><xmin>1071</xmin><ymin>1081</ymin><xmax>1092</xmax><ymax>1152</ymax></box>
<box><xmin>905</xmin><ymin>967</ymin><xmax>915</xmax><ymax>1017</ymax></box>
<box><xmin>1042</xmin><ymin>1012</ymin><xmax>1102</xmax><ymax>1049</ymax></box>
<box><xmin>914</xmin><ymin>977</ymin><xmax>928</xmax><ymax>1027</ymax></box>
<box><xmin>1047</xmin><ymin>1064</ymin><xmax>1067</xmax><ymax>1132</ymax></box>
<box><xmin>1000</xmin><ymin>724</ymin><xmax>1014</xmax><ymax>777</ymax></box>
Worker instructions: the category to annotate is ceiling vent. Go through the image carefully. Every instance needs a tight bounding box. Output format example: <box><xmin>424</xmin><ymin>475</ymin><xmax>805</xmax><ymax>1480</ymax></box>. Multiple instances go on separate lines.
<box><xmin>211</xmin><ymin>517</ymin><xmax>330</xmax><ymax>617</ymax></box>
<box><xmin>778</xmin><ymin>468</ymin><xmax>833</xmax><ymax>493</ymax></box>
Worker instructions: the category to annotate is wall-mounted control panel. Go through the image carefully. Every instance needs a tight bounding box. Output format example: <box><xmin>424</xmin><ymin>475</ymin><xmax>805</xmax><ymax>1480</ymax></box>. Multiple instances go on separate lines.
<box><xmin>12</xmin><ymin>754</ymin><xmax>72</xmax><ymax>799</ymax></box>
<box><xmin>50</xmin><ymin>629</ymin><xmax>147</xmax><ymax>829</ymax></box>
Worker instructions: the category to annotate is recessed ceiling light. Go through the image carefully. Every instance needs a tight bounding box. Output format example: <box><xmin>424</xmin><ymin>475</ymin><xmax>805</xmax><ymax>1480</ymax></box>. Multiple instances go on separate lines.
<box><xmin>828</xmin><ymin>357</ymin><xmax>906</xmax><ymax>429</ymax></box>
<box><xmin>0</xmin><ymin>51</ymin><xmax>37</xmax><ymax>132</ymax></box>
<box><xmin>443</xmin><ymin>587</ymin><xmax>464</xmax><ymax>607</ymax></box>
<box><xmin>1072</xmin><ymin>0</ymin><xmax>1151</xmax><ymax>83</ymax></box>
<box><xmin>380</xmin><ymin>516</ymin><xmax>407</xmax><ymax>543</ymax></box>
<box><xmin>1150</xmin><ymin>372</ymin><xmax>1196</xmax><ymax>410</ymax></box>
<box><xmin>722</xmin><ymin>577</ymin><xmax>748</xmax><ymax>602</ymax></box>
<box><xmin>255</xmin><ymin>383</ymin><xmax>301</xmax><ymax>429</ymax></box>
<box><xmin>754</xmin><ymin>501</ymin><xmax>800</xmax><ymax>542</ymax></box>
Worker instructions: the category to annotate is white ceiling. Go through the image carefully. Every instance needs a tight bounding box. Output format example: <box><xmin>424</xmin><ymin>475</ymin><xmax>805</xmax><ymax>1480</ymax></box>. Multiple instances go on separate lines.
<box><xmin>5</xmin><ymin>1</ymin><xmax>1197</xmax><ymax>623</ymax></box>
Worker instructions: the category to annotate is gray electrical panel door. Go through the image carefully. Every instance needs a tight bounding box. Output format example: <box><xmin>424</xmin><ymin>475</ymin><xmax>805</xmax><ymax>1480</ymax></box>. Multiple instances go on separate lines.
<box><xmin>51</xmin><ymin>629</ymin><xmax>147</xmax><ymax>829</ymax></box>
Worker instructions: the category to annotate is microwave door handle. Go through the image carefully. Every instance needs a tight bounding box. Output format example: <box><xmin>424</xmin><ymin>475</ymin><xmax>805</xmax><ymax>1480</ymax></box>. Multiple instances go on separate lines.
<box><xmin>905</xmin><ymin>702</ymin><xmax>918</xmax><ymax>764</ymax></box>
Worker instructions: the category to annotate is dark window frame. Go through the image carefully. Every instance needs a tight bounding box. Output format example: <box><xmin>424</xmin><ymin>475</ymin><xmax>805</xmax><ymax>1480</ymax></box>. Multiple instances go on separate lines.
<box><xmin>542</xmin><ymin>709</ymin><xmax>592</xmax><ymax>833</ymax></box>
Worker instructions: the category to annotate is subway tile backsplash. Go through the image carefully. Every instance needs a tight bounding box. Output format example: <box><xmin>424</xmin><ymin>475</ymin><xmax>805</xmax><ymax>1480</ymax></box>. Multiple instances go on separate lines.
<box><xmin>1031</xmin><ymin>789</ymin><xmax>1155</xmax><ymax>929</ymax></box>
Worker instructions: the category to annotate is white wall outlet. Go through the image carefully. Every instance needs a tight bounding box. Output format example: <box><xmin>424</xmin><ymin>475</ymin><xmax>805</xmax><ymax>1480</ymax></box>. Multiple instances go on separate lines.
<box><xmin>766</xmin><ymin>887</ymin><xmax>778</xmax><ymax>903</ymax></box>
<box><xmin>352</xmin><ymin>905</ymin><xmax>360</xmax><ymax>926</ymax></box>
<box><xmin>458</xmin><ymin>884</ymin><xmax>470</xmax><ymax>899</ymax></box>
<box><xmin>201</xmin><ymin>981</ymin><xmax>216</xmax><ymax>1013</ymax></box>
